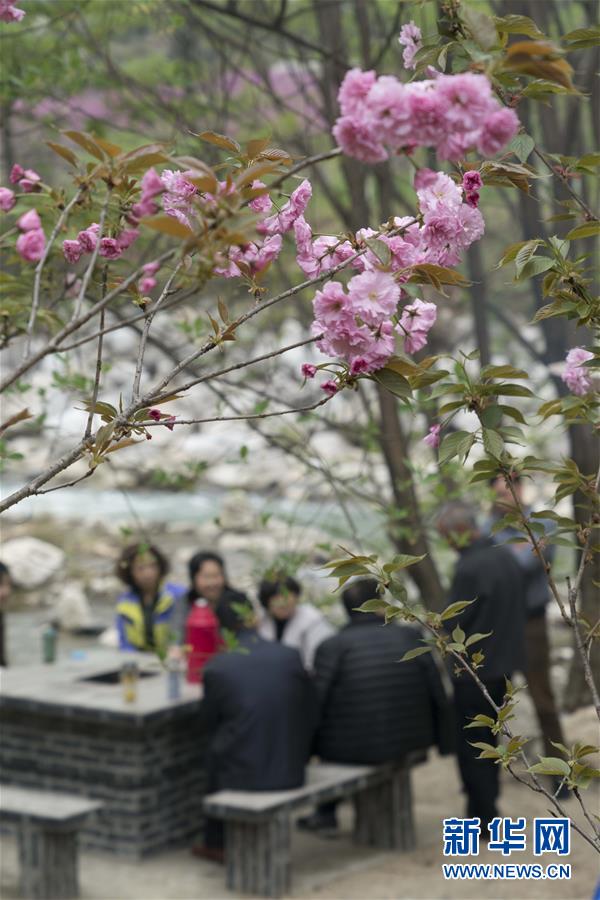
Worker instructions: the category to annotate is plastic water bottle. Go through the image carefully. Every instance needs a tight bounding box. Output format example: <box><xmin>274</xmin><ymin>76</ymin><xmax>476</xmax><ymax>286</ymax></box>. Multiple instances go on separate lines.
<box><xmin>166</xmin><ymin>645</ymin><xmax>183</xmax><ymax>700</ymax></box>
<box><xmin>42</xmin><ymin>623</ymin><xmax>57</xmax><ymax>663</ymax></box>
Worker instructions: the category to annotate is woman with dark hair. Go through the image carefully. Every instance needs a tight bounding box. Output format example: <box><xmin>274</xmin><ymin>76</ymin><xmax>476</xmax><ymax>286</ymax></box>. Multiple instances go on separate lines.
<box><xmin>257</xmin><ymin>574</ymin><xmax>334</xmax><ymax>671</ymax></box>
<box><xmin>187</xmin><ymin>551</ymin><xmax>249</xmax><ymax>632</ymax></box>
<box><xmin>115</xmin><ymin>543</ymin><xmax>185</xmax><ymax>653</ymax></box>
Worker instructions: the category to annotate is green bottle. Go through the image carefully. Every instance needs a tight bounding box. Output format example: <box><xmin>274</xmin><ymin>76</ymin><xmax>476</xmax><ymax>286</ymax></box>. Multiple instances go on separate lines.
<box><xmin>42</xmin><ymin>623</ymin><xmax>57</xmax><ymax>663</ymax></box>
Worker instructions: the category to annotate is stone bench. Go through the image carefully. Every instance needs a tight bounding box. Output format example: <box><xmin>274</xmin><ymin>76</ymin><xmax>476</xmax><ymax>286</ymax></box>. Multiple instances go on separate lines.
<box><xmin>0</xmin><ymin>784</ymin><xmax>102</xmax><ymax>899</ymax></box>
<box><xmin>203</xmin><ymin>758</ymin><xmax>417</xmax><ymax>897</ymax></box>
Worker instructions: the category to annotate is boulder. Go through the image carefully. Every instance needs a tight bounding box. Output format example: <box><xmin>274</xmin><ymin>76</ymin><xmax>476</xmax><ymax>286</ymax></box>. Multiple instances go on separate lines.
<box><xmin>48</xmin><ymin>582</ymin><xmax>96</xmax><ymax>631</ymax></box>
<box><xmin>1</xmin><ymin>537</ymin><xmax>65</xmax><ymax>589</ymax></box>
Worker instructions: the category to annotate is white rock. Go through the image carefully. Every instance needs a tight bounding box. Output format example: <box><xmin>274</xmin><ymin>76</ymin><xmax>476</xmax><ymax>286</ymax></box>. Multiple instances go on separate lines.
<box><xmin>1</xmin><ymin>537</ymin><xmax>65</xmax><ymax>589</ymax></box>
<box><xmin>49</xmin><ymin>582</ymin><xmax>95</xmax><ymax>630</ymax></box>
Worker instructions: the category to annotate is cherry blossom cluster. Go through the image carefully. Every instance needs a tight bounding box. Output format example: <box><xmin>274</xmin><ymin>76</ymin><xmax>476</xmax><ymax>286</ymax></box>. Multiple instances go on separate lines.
<box><xmin>398</xmin><ymin>21</ymin><xmax>422</xmax><ymax>71</ymax></box>
<box><xmin>561</xmin><ymin>347</ymin><xmax>594</xmax><ymax>396</ymax></box>
<box><xmin>10</xmin><ymin>164</ymin><xmax>41</xmax><ymax>193</ymax></box>
<box><xmin>333</xmin><ymin>68</ymin><xmax>519</xmax><ymax>163</ymax></box>
<box><xmin>63</xmin><ymin>223</ymin><xmax>139</xmax><ymax>264</ymax></box>
<box><xmin>300</xmin><ymin>169</ymin><xmax>485</xmax><ymax>388</ymax></box>
<box><xmin>0</xmin><ymin>0</ymin><xmax>25</xmax><ymax>23</ymax></box>
<box><xmin>15</xmin><ymin>209</ymin><xmax>45</xmax><ymax>263</ymax></box>
<box><xmin>214</xmin><ymin>179</ymin><xmax>312</xmax><ymax>278</ymax></box>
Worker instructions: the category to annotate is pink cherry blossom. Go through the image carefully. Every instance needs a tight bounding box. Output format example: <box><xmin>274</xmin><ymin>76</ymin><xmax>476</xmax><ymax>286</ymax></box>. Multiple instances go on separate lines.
<box><xmin>16</xmin><ymin>209</ymin><xmax>41</xmax><ymax>231</ymax></box>
<box><xmin>142</xmin><ymin>260</ymin><xmax>161</xmax><ymax>276</ymax></box>
<box><xmin>0</xmin><ymin>187</ymin><xmax>16</xmax><ymax>211</ymax></box>
<box><xmin>337</xmin><ymin>68</ymin><xmax>377</xmax><ymax>117</ymax></box>
<box><xmin>129</xmin><ymin>197</ymin><xmax>159</xmax><ymax>222</ymax></box>
<box><xmin>347</xmin><ymin>270</ymin><xmax>400</xmax><ymax>326</ymax></box>
<box><xmin>78</xmin><ymin>224</ymin><xmax>100</xmax><ymax>252</ymax></box>
<box><xmin>0</xmin><ymin>1</ymin><xmax>25</xmax><ymax>23</ymax></box>
<box><xmin>417</xmin><ymin>172</ymin><xmax>463</xmax><ymax>219</ymax></box>
<box><xmin>62</xmin><ymin>240</ymin><xmax>83</xmax><ymax>264</ymax></box>
<box><xmin>16</xmin><ymin>228</ymin><xmax>45</xmax><ymax>263</ymax></box>
<box><xmin>561</xmin><ymin>347</ymin><xmax>594</xmax><ymax>396</ymax></box>
<box><xmin>313</xmin><ymin>281</ymin><xmax>352</xmax><ymax>327</ymax></box>
<box><xmin>249</xmin><ymin>180</ymin><xmax>272</xmax><ymax>213</ymax></box>
<box><xmin>332</xmin><ymin>116</ymin><xmax>388</xmax><ymax>164</ymax></box>
<box><xmin>160</xmin><ymin>170</ymin><xmax>197</xmax><ymax>197</ymax></box>
<box><xmin>258</xmin><ymin>179</ymin><xmax>312</xmax><ymax>235</ymax></box>
<box><xmin>465</xmin><ymin>191</ymin><xmax>480</xmax><ymax>208</ymax></box>
<box><xmin>423</xmin><ymin>424</ymin><xmax>441</xmax><ymax>448</ymax></box>
<box><xmin>321</xmin><ymin>380</ymin><xmax>339</xmax><ymax>397</ymax></box>
<box><xmin>138</xmin><ymin>276</ymin><xmax>157</xmax><ymax>294</ymax></box>
<box><xmin>148</xmin><ymin>408</ymin><xmax>162</xmax><ymax>421</ymax></box>
<box><xmin>117</xmin><ymin>228</ymin><xmax>139</xmax><ymax>250</ymax></box>
<box><xmin>477</xmin><ymin>108</ymin><xmax>519</xmax><ymax>157</ymax></box>
<box><xmin>99</xmin><ymin>237</ymin><xmax>122</xmax><ymax>260</ymax></box>
<box><xmin>164</xmin><ymin>417</ymin><xmax>176</xmax><ymax>431</ymax></box>
<box><xmin>301</xmin><ymin>364</ymin><xmax>317</xmax><ymax>379</ymax></box>
<box><xmin>398</xmin><ymin>21</ymin><xmax>422</xmax><ymax>70</ymax></box>
<box><xmin>9</xmin><ymin>165</ymin><xmax>25</xmax><ymax>184</ymax></box>
<box><xmin>397</xmin><ymin>298</ymin><xmax>437</xmax><ymax>354</ymax></box>
<box><xmin>140</xmin><ymin>168</ymin><xmax>164</xmax><ymax>200</ymax></box>
<box><xmin>161</xmin><ymin>169</ymin><xmax>197</xmax><ymax>228</ymax></box>
<box><xmin>463</xmin><ymin>171</ymin><xmax>483</xmax><ymax>192</ymax></box>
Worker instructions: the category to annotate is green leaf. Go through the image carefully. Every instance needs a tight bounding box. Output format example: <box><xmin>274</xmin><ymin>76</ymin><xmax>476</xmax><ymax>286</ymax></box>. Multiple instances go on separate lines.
<box><xmin>439</xmin><ymin>430</ymin><xmax>474</xmax><ymax>465</ymax></box>
<box><xmin>529</xmin><ymin>757</ymin><xmax>571</xmax><ymax>777</ymax></box>
<box><xmin>514</xmin><ymin>240</ymin><xmax>541</xmax><ymax>276</ymax></box>
<box><xmin>197</xmin><ymin>131</ymin><xmax>241</xmax><ymax>153</ymax></box>
<box><xmin>516</xmin><ymin>257</ymin><xmax>555</xmax><ymax>281</ymax></box>
<box><xmin>565</xmin><ymin>221</ymin><xmax>600</xmax><ymax>240</ymax></box>
<box><xmin>465</xmin><ymin>631</ymin><xmax>493</xmax><ymax>647</ymax></box>
<box><xmin>507</xmin><ymin>133</ymin><xmax>535</xmax><ymax>163</ymax></box>
<box><xmin>494</xmin><ymin>14</ymin><xmax>544</xmax><ymax>38</ymax></box>
<box><xmin>356</xmin><ymin>598</ymin><xmax>388</xmax><ymax>613</ymax></box>
<box><xmin>364</xmin><ymin>238</ymin><xmax>392</xmax><ymax>266</ymax></box>
<box><xmin>141</xmin><ymin>215</ymin><xmax>194</xmax><ymax>239</ymax></box>
<box><xmin>441</xmin><ymin>600</ymin><xmax>475</xmax><ymax>621</ymax></box>
<box><xmin>46</xmin><ymin>141</ymin><xmax>78</xmax><ymax>167</ymax></box>
<box><xmin>480</xmin><ymin>406</ymin><xmax>502</xmax><ymax>428</ymax></box>
<box><xmin>483</xmin><ymin>428</ymin><xmax>504</xmax><ymax>459</ymax></box>
<box><xmin>452</xmin><ymin>626</ymin><xmax>466</xmax><ymax>644</ymax></box>
<box><xmin>461</xmin><ymin>4</ymin><xmax>498</xmax><ymax>51</ymax></box>
<box><xmin>464</xmin><ymin>714</ymin><xmax>496</xmax><ymax>729</ymax></box>
<box><xmin>385</xmin><ymin>554</ymin><xmax>426</xmax><ymax>571</ymax></box>
<box><xmin>372</xmin><ymin>367</ymin><xmax>411</xmax><ymax>399</ymax></box>
<box><xmin>481</xmin><ymin>365</ymin><xmax>529</xmax><ymax>381</ymax></box>
<box><xmin>400</xmin><ymin>646</ymin><xmax>432</xmax><ymax>662</ymax></box>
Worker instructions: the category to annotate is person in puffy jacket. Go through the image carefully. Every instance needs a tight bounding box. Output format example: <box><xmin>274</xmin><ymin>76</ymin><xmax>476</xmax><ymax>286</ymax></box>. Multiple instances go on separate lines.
<box><xmin>115</xmin><ymin>543</ymin><xmax>185</xmax><ymax>654</ymax></box>
<box><xmin>299</xmin><ymin>577</ymin><xmax>454</xmax><ymax>834</ymax></box>
<box><xmin>257</xmin><ymin>574</ymin><xmax>335</xmax><ymax>671</ymax></box>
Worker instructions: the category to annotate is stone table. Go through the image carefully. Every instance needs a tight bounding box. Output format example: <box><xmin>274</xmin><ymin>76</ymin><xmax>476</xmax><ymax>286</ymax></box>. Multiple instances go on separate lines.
<box><xmin>0</xmin><ymin>649</ymin><xmax>206</xmax><ymax>857</ymax></box>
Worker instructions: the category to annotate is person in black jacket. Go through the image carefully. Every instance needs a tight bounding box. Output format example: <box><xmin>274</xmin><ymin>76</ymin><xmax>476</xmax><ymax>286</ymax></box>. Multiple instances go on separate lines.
<box><xmin>298</xmin><ymin>577</ymin><xmax>454</xmax><ymax>835</ymax></box>
<box><xmin>187</xmin><ymin>551</ymin><xmax>248</xmax><ymax>633</ymax></box>
<box><xmin>437</xmin><ymin>501</ymin><xmax>526</xmax><ymax>836</ymax></box>
<box><xmin>195</xmin><ymin>616</ymin><xmax>317</xmax><ymax>862</ymax></box>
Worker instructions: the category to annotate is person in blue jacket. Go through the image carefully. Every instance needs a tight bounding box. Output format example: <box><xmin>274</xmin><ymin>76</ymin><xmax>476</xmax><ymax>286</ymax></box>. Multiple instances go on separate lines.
<box><xmin>115</xmin><ymin>543</ymin><xmax>185</xmax><ymax>654</ymax></box>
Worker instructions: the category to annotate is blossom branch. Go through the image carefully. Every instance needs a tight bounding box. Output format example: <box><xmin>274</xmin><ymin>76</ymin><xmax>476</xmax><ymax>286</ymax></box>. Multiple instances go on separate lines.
<box><xmin>23</xmin><ymin>187</ymin><xmax>85</xmax><ymax>359</ymax></box>
<box><xmin>131</xmin><ymin>260</ymin><xmax>183</xmax><ymax>401</ymax></box>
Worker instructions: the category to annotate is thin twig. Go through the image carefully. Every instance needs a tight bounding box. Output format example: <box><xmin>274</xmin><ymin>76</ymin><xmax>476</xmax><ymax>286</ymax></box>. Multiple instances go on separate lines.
<box><xmin>131</xmin><ymin>260</ymin><xmax>183</xmax><ymax>401</ymax></box>
<box><xmin>70</xmin><ymin>191</ymin><xmax>110</xmax><ymax>323</ymax></box>
<box><xmin>23</xmin><ymin>188</ymin><xmax>85</xmax><ymax>359</ymax></box>
<box><xmin>85</xmin><ymin>267</ymin><xmax>108</xmax><ymax>439</ymax></box>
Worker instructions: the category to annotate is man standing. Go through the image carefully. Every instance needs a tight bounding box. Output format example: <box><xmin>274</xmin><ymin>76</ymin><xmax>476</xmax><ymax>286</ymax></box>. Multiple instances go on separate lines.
<box><xmin>196</xmin><ymin>612</ymin><xmax>317</xmax><ymax>862</ymax></box>
<box><xmin>486</xmin><ymin>474</ymin><xmax>566</xmax><ymax>767</ymax></box>
<box><xmin>437</xmin><ymin>502</ymin><xmax>526</xmax><ymax>836</ymax></box>
<box><xmin>299</xmin><ymin>577</ymin><xmax>454</xmax><ymax>834</ymax></box>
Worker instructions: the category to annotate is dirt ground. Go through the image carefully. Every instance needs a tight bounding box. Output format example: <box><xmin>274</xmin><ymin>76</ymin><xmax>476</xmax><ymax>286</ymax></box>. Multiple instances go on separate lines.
<box><xmin>1</xmin><ymin>707</ymin><xmax>598</xmax><ymax>900</ymax></box>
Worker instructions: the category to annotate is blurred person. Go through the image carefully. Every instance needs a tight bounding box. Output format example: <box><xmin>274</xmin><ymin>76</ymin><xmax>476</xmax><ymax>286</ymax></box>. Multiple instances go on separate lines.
<box><xmin>257</xmin><ymin>574</ymin><xmax>334</xmax><ymax>670</ymax></box>
<box><xmin>115</xmin><ymin>543</ymin><xmax>185</xmax><ymax>653</ymax></box>
<box><xmin>187</xmin><ymin>551</ymin><xmax>249</xmax><ymax>633</ymax></box>
<box><xmin>0</xmin><ymin>561</ymin><xmax>11</xmax><ymax>667</ymax></box>
<box><xmin>437</xmin><ymin>501</ymin><xmax>526</xmax><ymax>836</ymax></box>
<box><xmin>486</xmin><ymin>474</ymin><xmax>567</xmax><ymax>770</ymax></box>
<box><xmin>194</xmin><ymin>607</ymin><xmax>317</xmax><ymax>862</ymax></box>
<box><xmin>299</xmin><ymin>577</ymin><xmax>454</xmax><ymax>835</ymax></box>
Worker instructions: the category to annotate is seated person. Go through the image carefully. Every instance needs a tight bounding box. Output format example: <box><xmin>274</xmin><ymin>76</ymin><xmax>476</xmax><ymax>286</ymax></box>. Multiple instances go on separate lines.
<box><xmin>299</xmin><ymin>577</ymin><xmax>454</xmax><ymax>834</ymax></box>
<box><xmin>257</xmin><ymin>574</ymin><xmax>335</xmax><ymax>671</ymax></box>
<box><xmin>187</xmin><ymin>551</ymin><xmax>248</xmax><ymax>633</ymax></box>
<box><xmin>195</xmin><ymin>607</ymin><xmax>317</xmax><ymax>862</ymax></box>
<box><xmin>115</xmin><ymin>543</ymin><xmax>185</xmax><ymax>653</ymax></box>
